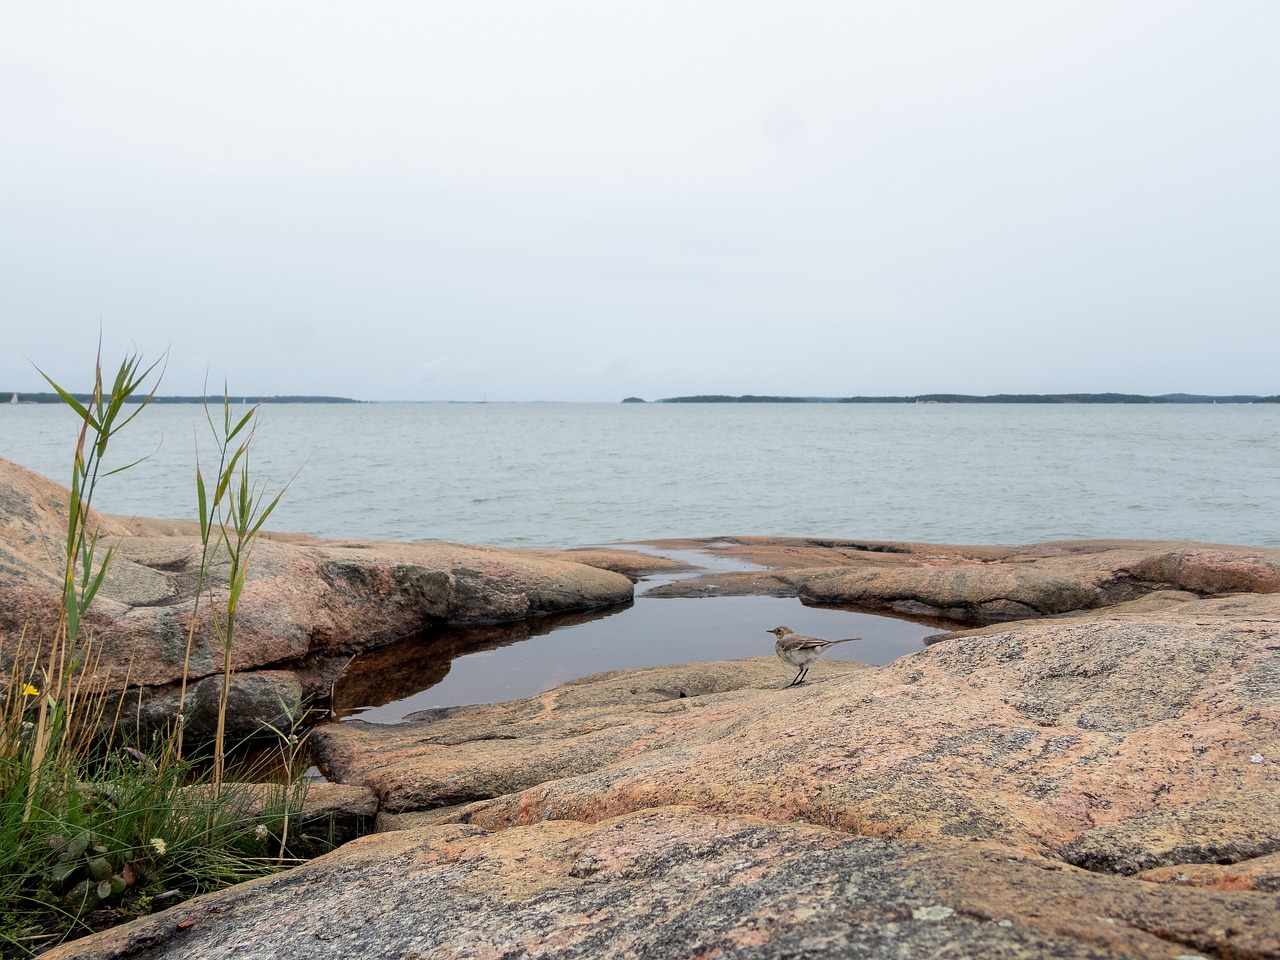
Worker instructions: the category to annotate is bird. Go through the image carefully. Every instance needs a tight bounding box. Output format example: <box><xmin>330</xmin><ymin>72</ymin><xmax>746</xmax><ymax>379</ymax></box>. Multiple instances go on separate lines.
<box><xmin>769</xmin><ymin>626</ymin><xmax>860</xmax><ymax>687</ymax></box>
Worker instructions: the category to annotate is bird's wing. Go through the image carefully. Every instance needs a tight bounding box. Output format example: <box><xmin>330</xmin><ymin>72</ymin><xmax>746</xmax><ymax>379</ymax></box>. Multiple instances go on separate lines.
<box><xmin>787</xmin><ymin>637</ymin><xmax>832</xmax><ymax>651</ymax></box>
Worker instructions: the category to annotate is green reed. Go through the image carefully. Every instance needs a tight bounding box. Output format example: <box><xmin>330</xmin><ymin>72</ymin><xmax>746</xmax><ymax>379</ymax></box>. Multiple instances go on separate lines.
<box><xmin>0</xmin><ymin>347</ymin><xmax>314</xmax><ymax>955</ymax></box>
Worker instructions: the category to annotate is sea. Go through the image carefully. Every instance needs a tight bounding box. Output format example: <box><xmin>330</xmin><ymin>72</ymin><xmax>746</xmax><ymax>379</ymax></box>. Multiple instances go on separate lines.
<box><xmin>2</xmin><ymin>401</ymin><xmax>1277</xmax><ymax>718</ymax></box>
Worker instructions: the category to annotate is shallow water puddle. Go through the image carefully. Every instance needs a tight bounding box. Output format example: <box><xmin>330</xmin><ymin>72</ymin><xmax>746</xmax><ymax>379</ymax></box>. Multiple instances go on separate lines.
<box><xmin>333</xmin><ymin>545</ymin><xmax>947</xmax><ymax>723</ymax></box>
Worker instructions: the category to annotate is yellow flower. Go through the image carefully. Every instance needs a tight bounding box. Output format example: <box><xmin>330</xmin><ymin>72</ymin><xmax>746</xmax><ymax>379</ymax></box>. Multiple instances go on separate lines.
<box><xmin>150</xmin><ymin>837</ymin><xmax>167</xmax><ymax>856</ymax></box>
<box><xmin>20</xmin><ymin>684</ymin><xmax>39</xmax><ymax>697</ymax></box>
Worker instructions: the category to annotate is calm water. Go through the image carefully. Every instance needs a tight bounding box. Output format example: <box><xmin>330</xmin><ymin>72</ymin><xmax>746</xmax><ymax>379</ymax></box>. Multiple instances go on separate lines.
<box><xmin>336</xmin><ymin>565</ymin><xmax>946</xmax><ymax>721</ymax></box>
<box><xmin>4</xmin><ymin>401</ymin><xmax>1277</xmax><ymax>718</ymax></box>
<box><xmin>2</xmin><ymin>401</ymin><xmax>1277</xmax><ymax>548</ymax></box>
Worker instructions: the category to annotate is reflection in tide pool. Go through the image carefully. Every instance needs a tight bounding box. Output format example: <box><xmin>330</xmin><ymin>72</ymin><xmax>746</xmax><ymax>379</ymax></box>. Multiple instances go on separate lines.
<box><xmin>334</xmin><ymin>593</ymin><xmax>942</xmax><ymax>723</ymax></box>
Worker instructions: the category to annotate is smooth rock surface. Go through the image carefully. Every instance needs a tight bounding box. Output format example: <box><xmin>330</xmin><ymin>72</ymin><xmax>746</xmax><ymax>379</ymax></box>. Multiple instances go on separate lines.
<box><xmin>39</xmin><ymin>806</ymin><xmax>1280</xmax><ymax>960</ymax></box>
<box><xmin>313</xmin><ymin>591</ymin><xmax>1280</xmax><ymax>869</ymax></box>
<box><xmin>639</xmin><ymin>536</ymin><xmax>1280</xmax><ymax>621</ymax></box>
<box><xmin>320</xmin><ymin>657</ymin><xmax>810</xmax><ymax>812</ymax></box>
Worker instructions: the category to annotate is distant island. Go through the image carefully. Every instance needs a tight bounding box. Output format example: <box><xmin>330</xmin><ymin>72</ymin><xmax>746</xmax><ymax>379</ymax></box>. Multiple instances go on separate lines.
<box><xmin>652</xmin><ymin>393</ymin><xmax>1280</xmax><ymax>404</ymax></box>
<box><xmin>4</xmin><ymin>393</ymin><xmax>361</xmax><ymax>405</ymax></box>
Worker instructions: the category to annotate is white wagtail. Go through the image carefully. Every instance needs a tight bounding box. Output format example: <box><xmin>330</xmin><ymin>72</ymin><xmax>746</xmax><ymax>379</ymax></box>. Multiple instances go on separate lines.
<box><xmin>769</xmin><ymin>626</ymin><xmax>860</xmax><ymax>687</ymax></box>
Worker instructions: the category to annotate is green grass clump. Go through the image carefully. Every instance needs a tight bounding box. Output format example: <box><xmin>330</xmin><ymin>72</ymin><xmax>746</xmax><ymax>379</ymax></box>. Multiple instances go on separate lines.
<box><xmin>0</xmin><ymin>346</ymin><xmax>320</xmax><ymax>955</ymax></box>
<box><xmin>0</xmin><ymin>714</ymin><xmax>302</xmax><ymax>954</ymax></box>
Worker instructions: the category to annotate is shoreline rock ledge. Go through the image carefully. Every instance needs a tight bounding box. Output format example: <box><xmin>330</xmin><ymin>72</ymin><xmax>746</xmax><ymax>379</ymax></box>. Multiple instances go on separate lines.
<box><xmin>631</xmin><ymin>535</ymin><xmax>1280</xmax><ymax>622</ymax></box>
<box><xmin>0</xmin><ymin>458</ymin><xmax>633</xmax><ymax>740</ymax></box>
<box><xmin>45</xmin><ymin>576</ymin><xmax>1280</xmax><ymax>952</ymax></box>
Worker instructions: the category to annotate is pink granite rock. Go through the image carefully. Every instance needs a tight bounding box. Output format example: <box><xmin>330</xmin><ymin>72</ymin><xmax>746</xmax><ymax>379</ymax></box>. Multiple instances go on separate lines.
<box><xmin>0</xmin><ymin>457</ymin><xmax>632</xmax><ymax>704</ymax></box>
<box><xmin>39</xmin><ymin>806</ymin><xmax>1280</xmax><ymax>960</ymax></box>
<box><xmin>639</xmin><ymin>536</ymin><xmax>1280</xmax><ymax>621</ymax></box>
<box><xmin>313</xmin><ymin>591</ymin><xmax>1280</xmax><ymax>876</ymax></box>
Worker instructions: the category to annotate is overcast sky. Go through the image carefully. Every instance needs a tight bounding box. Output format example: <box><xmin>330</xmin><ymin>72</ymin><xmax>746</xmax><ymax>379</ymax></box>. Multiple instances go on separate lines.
<box><xmin>2</xmin><ymin>3</ymin><xmax>1278</xmax><ymax>402</ymax></box>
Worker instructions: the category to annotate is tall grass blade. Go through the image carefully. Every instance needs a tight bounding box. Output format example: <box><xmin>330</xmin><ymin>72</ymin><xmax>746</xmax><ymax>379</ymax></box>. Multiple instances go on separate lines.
<box><xmin>36</xmin><ymin>369</ymin><xmax>98</xmax><ymax>429</ymax></box>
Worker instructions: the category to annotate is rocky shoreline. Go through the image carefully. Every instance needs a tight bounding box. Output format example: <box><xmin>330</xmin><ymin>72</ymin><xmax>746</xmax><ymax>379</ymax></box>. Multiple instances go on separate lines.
<box><xmin>621</xmin><ymin>536</ymin><xmax>1280</xmax><ymax>619</ymax></box>
<box><xmin>0</xmin><ymin>458</ymin><xmax>634</xmax><ymax>744</ymax></box>
<box><xmin>4</xmin><ymin>457</ymin><xmax>1278</xmax><ymax>959</ymax></box>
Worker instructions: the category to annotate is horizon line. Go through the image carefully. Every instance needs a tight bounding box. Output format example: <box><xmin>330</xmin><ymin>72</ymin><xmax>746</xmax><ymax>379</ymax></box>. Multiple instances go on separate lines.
<box><xmin>4</xmin><ymin>390</ymin><xmax>1279</xmax><ymax>405</ymax></box>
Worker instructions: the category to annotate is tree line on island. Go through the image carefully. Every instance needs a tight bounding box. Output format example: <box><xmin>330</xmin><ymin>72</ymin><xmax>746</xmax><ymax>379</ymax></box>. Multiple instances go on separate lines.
<box><xmin>4</xmin><ymin>393</ymin><xmax>361</xmax><ymax>405</ymax></box>
<box><xmin>624</xmin><ymin>393</ymin><xmax>1280</xmax><ymax>404</ymax></box>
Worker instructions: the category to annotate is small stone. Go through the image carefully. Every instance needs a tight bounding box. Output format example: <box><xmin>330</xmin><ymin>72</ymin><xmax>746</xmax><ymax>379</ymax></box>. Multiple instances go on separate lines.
<box><xmin>1250</xmin><ymin>754</ymin><xmax>1264</xmax><ymax>764</ymax></box>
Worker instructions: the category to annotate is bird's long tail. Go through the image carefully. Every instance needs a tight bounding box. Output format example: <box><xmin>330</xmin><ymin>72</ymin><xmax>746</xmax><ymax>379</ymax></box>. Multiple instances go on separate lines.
<box><xmin>827</xmin><ymin>637</ymin><xmax>860</xmax><ymax>647</ymax></box>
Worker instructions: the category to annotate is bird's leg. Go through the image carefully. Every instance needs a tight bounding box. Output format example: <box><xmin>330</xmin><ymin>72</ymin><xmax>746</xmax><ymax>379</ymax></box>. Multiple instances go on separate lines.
<box><xmin>786</xmin><ymin>667</ymin><xmax>804</xmax><ymax>687</ymax></box>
